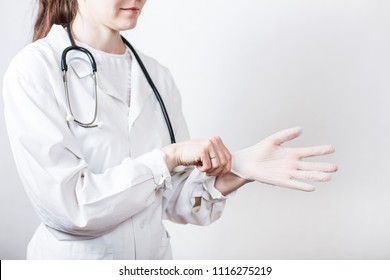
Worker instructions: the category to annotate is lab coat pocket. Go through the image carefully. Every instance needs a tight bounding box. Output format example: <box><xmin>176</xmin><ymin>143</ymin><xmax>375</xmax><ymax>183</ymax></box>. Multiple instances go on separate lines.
<box><xmin>161</xmin><ymin>229</ymin><xmax>171</xmax><ymax>247</ymax></box>
<box><xmin>154</xmin><ymin>228</ymin><xmax>172</xmax><ymax>260</ymax></box>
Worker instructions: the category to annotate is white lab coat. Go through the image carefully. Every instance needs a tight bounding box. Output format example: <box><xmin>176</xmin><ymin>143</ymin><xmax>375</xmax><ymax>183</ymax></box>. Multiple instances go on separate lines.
<box><xmin>3</xmin><ymin>25</ymin><xmax>228</xmax><ymax>260</ymax></box>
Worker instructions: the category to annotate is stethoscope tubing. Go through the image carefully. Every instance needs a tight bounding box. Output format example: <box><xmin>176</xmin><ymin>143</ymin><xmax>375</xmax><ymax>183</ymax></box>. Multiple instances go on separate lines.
<box><xmin>121</xmin><ymin>36</ymin><xmax>176</xmax><ymax>144</ymax></box>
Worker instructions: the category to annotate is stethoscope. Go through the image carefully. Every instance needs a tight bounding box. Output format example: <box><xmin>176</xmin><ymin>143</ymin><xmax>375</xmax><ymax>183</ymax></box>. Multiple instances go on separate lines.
<box><xmin>61</xmin><ymin>24</ymin><xmax>176</xmax><ymax>144</ymax></box>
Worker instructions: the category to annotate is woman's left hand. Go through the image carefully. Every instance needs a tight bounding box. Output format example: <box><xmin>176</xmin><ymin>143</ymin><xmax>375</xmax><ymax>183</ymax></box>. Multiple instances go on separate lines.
<box><xmin>230</xmin><ymin>127</ymin><xmax>338</xmax><ymax>191</ymax></box>
<box><xmin>161</xmin><ymin>136</ymin><xmax>232</xmax><ymax>177</ymax></box>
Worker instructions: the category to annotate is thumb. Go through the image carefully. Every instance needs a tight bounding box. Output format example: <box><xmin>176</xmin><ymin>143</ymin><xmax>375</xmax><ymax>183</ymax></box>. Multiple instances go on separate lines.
<box><xmin>267</xmin><ymin>127</ymin><xmax>303</xmax><ymax>145</ymax></box>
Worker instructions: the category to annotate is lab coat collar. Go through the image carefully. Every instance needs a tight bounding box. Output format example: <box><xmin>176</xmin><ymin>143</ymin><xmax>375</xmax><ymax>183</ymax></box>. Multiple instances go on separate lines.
<box><xmin>46</xmin><ymin>24</ymin><xmax>73</xmax><ymax>54</ymax></box>
<box><xmin>46</xmin><ymin>25</ymin><xmax>153</xmax><ymax>126</ymax></box>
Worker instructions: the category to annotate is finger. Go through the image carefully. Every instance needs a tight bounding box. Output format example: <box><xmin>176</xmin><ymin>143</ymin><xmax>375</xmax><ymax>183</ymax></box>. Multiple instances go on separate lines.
<box><xmin>293</xmin><ymin>170</ymin><xmax>332</xmax><ymax>182</ymax></box>
<box><xmin>211</xmin><ymin>136</ymin><xmax>231</xmax><ymax>176</ymax></box>
<box><xmin>198</xmin><ymin>141</ymin><xmax>223</xmax><ymax>175</ymax></box>
<box><xmin>207</xmin><ymin>155</ymin><xmax>223</xmax><ymax>176</ymax></box>
<box><xmin>222</xmin><ymin>148</ymin><xmax>232</xmax><ymax>175</ymax></box>
<box><xmin>297</xmin><ymin>161</ymin><xmax>338</xmax><ymax>173</ymax></box>
<box><xmin>278</xmin><ymin>179</ymin><xmax>316</xmax><ymax>192</ymax></box>
<box><xmin>207</xmin><ymin>147</ymin><xmax>227</xmax><ymax>177</ymax></box>
<box><xmin>268</xmin><ymin>127</ymin><xmax>303</xmax><ymax>145</ymax></box>
<box><xmin>295</xmin><ymin>145</ymin><xmax>335</xmax><ymax>159</ymax></box>
<box><xmin>207</xmin><ymin>160</ymin><xmax>225</xmax><ymax>177</ymax></box>
<box><xmin>198</xmin><ymin>137</ymin><xmax>231</xmax><ymax>176</ymax></box>
<box><xmin>206</xmin><ymin>158</ymin><xmax>225</xmax><ymax>176</ymax></box>
<box><xmin>196</xmin><ymin>147</ymin><xmax>213</xmax><ymax>173</ymax></box>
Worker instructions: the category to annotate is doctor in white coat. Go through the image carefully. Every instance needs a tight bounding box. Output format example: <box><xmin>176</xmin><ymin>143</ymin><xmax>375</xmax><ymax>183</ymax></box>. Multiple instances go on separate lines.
<box><xmin>3</xmin><ymin>0</ymin><xmax>337</xmax><ymax>260</ymax></box>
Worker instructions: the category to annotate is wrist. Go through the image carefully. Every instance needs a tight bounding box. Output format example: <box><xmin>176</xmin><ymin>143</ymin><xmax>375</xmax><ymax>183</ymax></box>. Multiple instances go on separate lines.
<box><xmin>161</xmin><ymin>144</ymin><xmax>178</xmax><ymax>172</ymax></box>
<box><xmin>215</xmin><ymin>172</ymin><xmax>249</xmax><ymax>196</ymax></box>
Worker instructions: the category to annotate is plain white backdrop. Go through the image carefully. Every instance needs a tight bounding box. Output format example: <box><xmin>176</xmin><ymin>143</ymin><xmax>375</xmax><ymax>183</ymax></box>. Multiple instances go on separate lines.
<box><xmin>1</xmin><ymin>0</ymin><xmax>389</xmax><ymax>259</ymax></box>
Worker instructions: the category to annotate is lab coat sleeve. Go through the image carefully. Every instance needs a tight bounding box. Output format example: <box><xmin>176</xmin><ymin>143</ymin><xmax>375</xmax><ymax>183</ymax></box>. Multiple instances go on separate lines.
<box><xmin>162</xmin><ymin>70</ymin><xmax>235</xmax><ymax>226</ymax></box>
<box><xmin>3</xmin><ymin>49</ymin><xmax>172</xmax><ymax>237</ymax></box>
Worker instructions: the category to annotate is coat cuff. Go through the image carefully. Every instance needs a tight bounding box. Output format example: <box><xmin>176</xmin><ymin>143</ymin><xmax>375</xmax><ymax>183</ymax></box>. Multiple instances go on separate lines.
<box><xmin>135</xmin><ymin>149</ymin><xmax>172</xmax><ymax>190</ymax></box>
<box><xmin>191</xmin><ymin>170</ymin><xmax>236</xmax><ymax>201</ymax></box>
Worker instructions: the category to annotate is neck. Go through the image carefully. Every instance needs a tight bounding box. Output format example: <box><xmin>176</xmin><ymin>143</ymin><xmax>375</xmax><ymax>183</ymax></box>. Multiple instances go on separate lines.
<box><xmin>71</xmin><ymin>16</ymin><xmax>126</xmax><ymax>55</ymax></box>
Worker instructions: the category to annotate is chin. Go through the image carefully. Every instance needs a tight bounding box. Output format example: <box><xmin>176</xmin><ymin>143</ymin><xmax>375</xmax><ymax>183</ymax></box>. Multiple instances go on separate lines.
<box><xmin>117</xmin><ymin>20</ymin><xmax>139</xmax><ymax>31</ymax></box>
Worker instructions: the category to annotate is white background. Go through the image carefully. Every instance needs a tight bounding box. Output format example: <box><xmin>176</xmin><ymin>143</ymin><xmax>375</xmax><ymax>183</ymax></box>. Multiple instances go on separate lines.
<box><xmin>1</xmin><ymin>0</ymin><xmax>389</xmax><ymax>259</ymax></box>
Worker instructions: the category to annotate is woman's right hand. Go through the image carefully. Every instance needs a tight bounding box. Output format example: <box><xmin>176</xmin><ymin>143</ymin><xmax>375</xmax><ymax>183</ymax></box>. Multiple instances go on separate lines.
<box><xmin>161</xmin><ymin>137</ymin><xmax>232</xmax><ymax>177</ymax></box>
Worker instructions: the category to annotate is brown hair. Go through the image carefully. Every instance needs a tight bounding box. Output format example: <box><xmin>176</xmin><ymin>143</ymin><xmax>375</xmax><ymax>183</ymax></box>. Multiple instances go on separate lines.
<box><xmin>33</xmin><ymin>0</ymin><xmax>78</xmax><ymax>42</ymax></box>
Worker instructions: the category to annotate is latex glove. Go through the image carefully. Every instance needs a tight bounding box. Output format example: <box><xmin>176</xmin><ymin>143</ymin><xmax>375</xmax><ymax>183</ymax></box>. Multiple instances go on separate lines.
<box><xmin>231</xmin><ymin>127</ymin><xmax>337</xmax><ymax>191</ymax></box>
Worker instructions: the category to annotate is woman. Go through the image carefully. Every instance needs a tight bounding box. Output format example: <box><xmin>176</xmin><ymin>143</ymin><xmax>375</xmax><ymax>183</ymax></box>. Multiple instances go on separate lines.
<box><xmin>3</xmin><ymin>0</ymin><xmax>337</xmax><ymax>259</ymax></box>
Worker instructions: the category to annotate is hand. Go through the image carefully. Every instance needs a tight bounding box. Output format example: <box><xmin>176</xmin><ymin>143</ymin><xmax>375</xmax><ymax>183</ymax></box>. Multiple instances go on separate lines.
<box><xmin>161</xmin><ymin>136</ymin><xmax>232</xmax><ymax>176</ymax></box>
<box><xmin>231</xmin><ymin>127</ymin><xmax>337</xmax><ymax>192</ymax></box>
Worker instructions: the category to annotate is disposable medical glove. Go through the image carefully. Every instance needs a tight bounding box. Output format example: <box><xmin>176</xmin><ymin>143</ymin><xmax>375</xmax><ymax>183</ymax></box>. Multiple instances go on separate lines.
<box><xmin>231</xmin><ymin>127</ymin><xmax>337</xmax><ymax>192</ymax></box>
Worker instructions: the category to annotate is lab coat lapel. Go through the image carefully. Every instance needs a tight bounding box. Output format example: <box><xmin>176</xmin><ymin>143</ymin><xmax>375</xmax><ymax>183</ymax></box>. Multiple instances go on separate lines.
<box><xmin>128</xmin><ymin>51</ymin><xmax>153</xmax><ymax>128</ymax></box>
<box><xmin>46</xmin><ymin>25</ymin><xmax>101</xmax><ymax>95</ymax></box>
